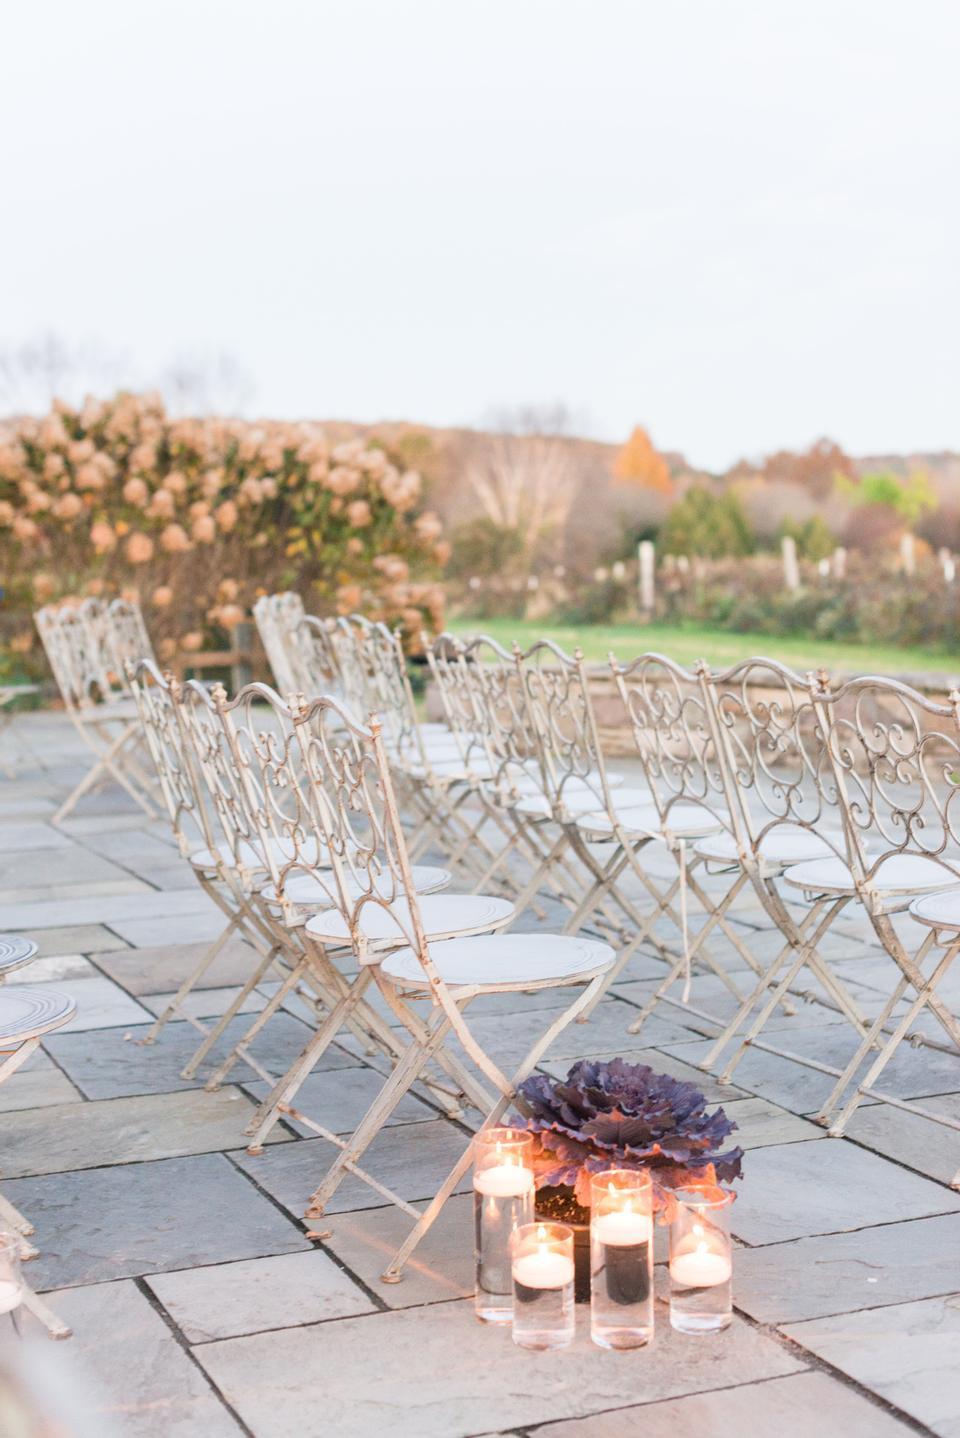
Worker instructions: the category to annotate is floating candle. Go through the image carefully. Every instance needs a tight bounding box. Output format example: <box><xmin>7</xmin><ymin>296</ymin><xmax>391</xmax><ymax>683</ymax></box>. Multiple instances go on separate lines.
<box><xmin>669</xmin><ymin>1246</ymin><xmax>732</xmax><ymax>1288</ymax></box>
<box><xmin>474</xmin><ymin>1163</ymin><xmax>534</xmax><ymax>1198</ymax></box>
<box><xmin>592</xmin><ymin>1208</ymin><xmax>652</xmax><ymax>1247</ymax></box>
<box><xmin>513</xmin><ymin>1247</ymin><xmax>576</xmax><ymax>1290</ymax></box>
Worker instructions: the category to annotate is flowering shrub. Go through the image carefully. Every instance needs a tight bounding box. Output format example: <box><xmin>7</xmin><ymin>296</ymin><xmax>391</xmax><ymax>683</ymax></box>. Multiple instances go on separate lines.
<box><xmin>0</xmin><ymin>392</ymin><xmax>447</xmax><ymax>669</ymax></box>
<box><xmin>515</xmin><ymin>1058</ymin><xmax>743</xmax><ymax>1216</ymax></box>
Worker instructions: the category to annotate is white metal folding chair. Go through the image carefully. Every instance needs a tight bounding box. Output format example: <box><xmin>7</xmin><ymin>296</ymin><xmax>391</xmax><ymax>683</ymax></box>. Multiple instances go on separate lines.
<box><xmin>252</xmin><ymin>591</ymin><xmax>306</xmax><ymax>696</ymax></box>
<box><xmin>693</xmin><ymin>657</ymin><xmax>877</xmax><ymax>1081</ymax></box>
<box><xmin>293</xmin><ymin>694</ymin><xmax>615</xmax><ymax>1281</ymax></box>
<box><xmin>35</xmin><ymin>601</ymin><xmax>158</xmax><ymax>824</ymax></box>
<box><xmin>796</xmin><ymin>674</ymin><xmax>960</xmax><ymax>1166</ymax></box>
<box><xmin>202</xmin><ymin>680</ymin><xmax>507</xmax><ymax>1150</ymax></box>
<box><xmin>127</xmin><ymin>659</ymin><xmax>286</xmax><ymax>1069</ymax></box>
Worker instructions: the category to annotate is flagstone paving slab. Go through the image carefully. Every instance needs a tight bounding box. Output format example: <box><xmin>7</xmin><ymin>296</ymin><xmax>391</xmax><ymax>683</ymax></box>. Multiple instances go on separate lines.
<box><xmin>94</xmin><ymin>938</ymin><xmax>262</xmax><ymax>994</ymax></box>
<box><xmin>4</xmin><ymin>1152</ymin><xmax>310</xmax><ymax>1287</ymax></box>
<box><xmin>439</xmin><ymin>1001</ymin><xmax>700</xmax><ymax>1073</ymax></box>
<box><xmin>845</xmin><ymin>1093</ymin><xmax>960</xmax><ymax>1185</ymax></box>
<box><xmin>733</xmin><ymin>1212</ymin><xmax>960</xmax><ymax>1324</ymax></box>
<box><xmin>148</xmin><ymin>1248</ymin><xmax>377</xmax><ymax>1341</ymax></box>
<box><xmin>0</xmin><ymin>1048</ymin><xmax>82</xmax><ymax>1113</ymax></box>
<box><xmin>244</xmin><ymin>1066</ymin><xmax>437</xmax><ymax>1137</ymax></box>
<box><xmin>17</xmin><ymin>951</ymin><xmax>96</xmax><ymax>983</ymax></box>
<box><xmin>139</xmin><ymin>985</ymin><xmax>267</xmax><ymax>1022</ymax></box>
<box><xmin>43</xmin><ymin>1012</ymin><xmax>355</xmax><ymax>1099</ymax></box>
<box><xmin>0</xmin><ymin>886</ymin><xmax>217</xmax><ymax>931</ymax></box>
<box><xmin>109</xmin><ymin>908</ymin><xmax>232</xmax><ymax>947</ymax></box>
<box><xmin>38</xmin><ymin>1279</ymin><xmax>243</xmax><ymax>1436</ymax></box>
<box><xmin>319</xmin><ymin>1190</ymin><xmax>475</xmax><ymax>1308</ymax></box>
<box><xmin>235</xmin><ymin>1119</ymin><xmax>474</xmax><ymax>1219</ymax></box>
<box><xmin>2</xmin><ymin>1086</ymin><xmax>289</xmax><ymax>1177</ymax></box>
<box><xmin>528</xmin><ymin>1370</ymin><xmax>914</xmax><ymax>1438</ymax></box>
<box><xmin>35</xmin><ymin>972</ymin><xmax>154</xmax><ymax>1031</ymax></box>
<box><xmin>729</xmin><ymin>1139</ymin><xmax>960</xmax><ymax>1245</ymax></box>
<box><xmin>662</xmin><ymin>1031</ymin><xmax>960</xmax><ymax>1114</ymax></box>
<box><xmin>0</xmin><ymin>845</ymin><xmax>132</xmax><ymax>892</ymax></box>
<box><xmin>715</xmin><ymin>1095</ymin><xmax>823</xmax><ymax>1149</ymax></box>
<box><xmin>0</xmin><ymin>821</ymin><xmax>71</xmax><ymax>851</ymax></box>
<box><xmin>193</xmin><ymin>1298</ymin><xmax>805</xmax><ymax>1438</ymax></box>
<box><xmin>783</xmin><ymin>1295</ymin><xmax>960</xmax><ymax>1437</ymax></box>
<box><xmin>25</xmin><ymin>923</ymin><xmax>128</xmax><ymax>956</ymax></box>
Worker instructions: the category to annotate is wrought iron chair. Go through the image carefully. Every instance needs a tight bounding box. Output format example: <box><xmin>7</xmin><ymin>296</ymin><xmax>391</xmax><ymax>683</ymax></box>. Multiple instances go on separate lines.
<box><xmin>794</xmin><ymin>673</ymin><xmax>960</xmax><ymax>1167</ymax></box>
<box><xmin>202</xmin><ymin>680</ymin><xmax>481</xmax><ymax>1148</ymax></box>
<box><xmin>252</xmin><ymin>591</ymin><xmax>306</xmax><ymax>696</ymax></box>
<box><xmin>292</xmin><ymin>691</ymin><xmax>614</xmax><ymax>1281</ymax></box>
<box><xmin>35</xmin><ymin>601</ymin><xmax>157</xmax><ymax>824</ymax></box>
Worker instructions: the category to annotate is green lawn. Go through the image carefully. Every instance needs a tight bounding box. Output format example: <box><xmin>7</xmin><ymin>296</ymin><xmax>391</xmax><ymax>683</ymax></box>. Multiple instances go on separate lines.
<box><xmin>446</xmin><ymin>617</ymin><xmax>960</xmax><ymax>676</ymax></box>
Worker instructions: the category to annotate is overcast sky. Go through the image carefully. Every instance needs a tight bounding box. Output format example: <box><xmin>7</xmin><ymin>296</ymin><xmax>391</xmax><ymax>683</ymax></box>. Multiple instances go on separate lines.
<box><xmin>2</xmin><ymin>1</ymin><xmax>958</xmax><ymax>468</ymax></box>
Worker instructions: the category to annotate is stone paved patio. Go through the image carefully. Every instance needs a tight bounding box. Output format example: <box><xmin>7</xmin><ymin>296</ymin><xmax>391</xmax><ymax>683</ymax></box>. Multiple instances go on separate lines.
<box><xmin>1</xmin><ymin>710</ymin><xmax>959</xmax><ymax>1436</ymax></box>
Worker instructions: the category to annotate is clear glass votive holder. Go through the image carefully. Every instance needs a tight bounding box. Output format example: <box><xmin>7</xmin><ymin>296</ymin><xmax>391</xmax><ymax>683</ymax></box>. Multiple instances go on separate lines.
<box><xmin>0</xmin><ymin>1231</ymin><xmax>24</xmax><ymax>1327</ymax></box>
<box><xmin>589</xmin><ymin>1168</ymin><xmax>654</xmax><ymax>1349</ymax></box>
<box><xmin>511</xmin><ymin>1222</ymin><xmax>575</xmax><ymax>1350</ymax></box>
<box><xmin>473</xmin><ymin>1128</ymin><xmax>535</xmax><ymax>1323</ymax></box>
<box><xmin>668</xmin><ymin>1185</ymin><xmax>733</xmax><ymax>1334</ymax></box>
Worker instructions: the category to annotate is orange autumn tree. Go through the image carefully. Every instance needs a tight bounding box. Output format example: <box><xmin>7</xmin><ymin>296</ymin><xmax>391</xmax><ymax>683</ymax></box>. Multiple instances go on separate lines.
<box><xmin>612</xmin><ymin>425</ymin><xmax>674</xmax><ymax>496</ymax></box>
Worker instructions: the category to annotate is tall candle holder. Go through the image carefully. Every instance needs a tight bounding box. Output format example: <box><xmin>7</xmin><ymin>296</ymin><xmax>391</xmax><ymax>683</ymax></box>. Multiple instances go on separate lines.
<box><xmin>472</xmin><ymin>1128</ymin><xmax>534</xmax><ymax>1323</ymax></box>
<box><xmin>668</xmin><ymin>1185</ymin><xmax>733</xmax><ymax>1333</ymax></box>
<box><xmin>511</xmin><ymin>1222</ymin><xmax>575</xmax><ymax>1350</ymax></box>
<box><xmin>589</xmin><ymin>1168</ymin><xmax>653</xmax><ymax>1349</ymax></box>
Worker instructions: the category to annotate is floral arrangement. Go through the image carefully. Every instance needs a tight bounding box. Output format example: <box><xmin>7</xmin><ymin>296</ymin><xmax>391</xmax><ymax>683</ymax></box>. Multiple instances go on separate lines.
<box><xmin>0</xmin><ymin>392</ymin><xmax>447</xmax><ymax>669</ymax></box>
<box><xmin>514</xmin><ymin>1058</ymin><xmax>743</xmax><ymax>1218</ymax></box>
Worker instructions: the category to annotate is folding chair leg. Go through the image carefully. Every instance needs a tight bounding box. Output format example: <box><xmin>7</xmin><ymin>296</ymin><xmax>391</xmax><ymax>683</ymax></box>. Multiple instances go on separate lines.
<box><xmin>305</xmin><ymin>1011</ymin><xmax>455</xmax><ymax>1218</ymax></box>
<box><xmin>380</xmin><ymin>972</ymin><xmax>608</xmax><ymax>1281</ymax></box>
<box><xmin>21</xmin><ymin>1285</ymin><xmax>71</xmax><ymax>1340</ymax></box>
<box><xmin>143</xmin><ymin>914</ymin><xmax>243</xmax><ymax>1045</ymax></box>
<box><xmin>820</xmin><ymin>933</ymin><xmax>960</xmax><ymax>1135</ymax></box>
<box><xmin>245</xmin><ymin>969</ymin><xmax>377</xmax><ymax>1152</ymax></box>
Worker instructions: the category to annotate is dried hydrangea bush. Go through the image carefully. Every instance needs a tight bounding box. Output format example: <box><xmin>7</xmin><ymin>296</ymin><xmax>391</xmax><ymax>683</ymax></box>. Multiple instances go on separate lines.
<box><xmin>0</xmin><ymin>391</ymin><xmax>447</xmax><ymax>669</ymax></box>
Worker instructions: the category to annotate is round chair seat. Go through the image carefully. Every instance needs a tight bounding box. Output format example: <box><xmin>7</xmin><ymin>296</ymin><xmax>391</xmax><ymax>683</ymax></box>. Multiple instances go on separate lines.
<box><xmin>0</xmin><ymin>936</ymin><xmax>39</xmax><ymax>977</ymax></box>
<box><xmin>0</xmin><ymin>986</ymin><xmax>76</xmax><ymax>1048</ymax></box>
<box><xmin>190</xmin><ymin>834</ymin><xmax>326</xmax><ymax>874</ymax></box>
<box><xmin>261</xmin><ymin>864</ymin><xmax>452</xmax><ymax>907</ymax></box>
<box><xmin>381</xmin><ymin>932</ymin><xmax>615</xmax><ymax>991</ymax></box>
<box><xmin>304</xmin><ymin>893</ymin><xmax>515</xmax><ymax>952</ymax></box>
<box><xmin>696</xmin><ymin>827</ymin><xmax>847</xmax><ymax>870</ymax></box>
<box><xmin>784</xmin><ymin>853</ymin><xmax>958</xmax><ymax>899</ymax></box>
<box><xmin>516</xmin><ymin>786</ymin><xmax>650</xmax><ymax>821</ymax></box>
<box><xmin>908</xmin><ymin>888</ymin><xmax>960</xmax><ymax>930</ymax></box>
<box><xmin>577</xmin><ymin>801</ymin><xmax>727</xmax><ymax>842</ymax></box>
<box><xmin>401</xmin><ymin>754</ymin><xmax>497</xmax><ymax>783</ymax></box>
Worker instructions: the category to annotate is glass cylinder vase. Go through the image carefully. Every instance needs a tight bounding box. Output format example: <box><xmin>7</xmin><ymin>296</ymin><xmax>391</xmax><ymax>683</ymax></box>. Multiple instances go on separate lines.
<box><xmin>668</xmin><ymin>1185</ymin><xmax>733</xmax><ymax>1333</ymax></box>
<box><xmin>472</xmin><ymin>1128</ymin><xmax>534</xmax><ymax>1323</ymax></box>
<box><xmin>511</xmin><ymin>1222</ymin><xmax>575</xmax><ymax>1350</ymax></box>
<box><xmin>589</xmin><ymin>1169</ymin><xmax>654</xmax><ymax>1349</ymax></box>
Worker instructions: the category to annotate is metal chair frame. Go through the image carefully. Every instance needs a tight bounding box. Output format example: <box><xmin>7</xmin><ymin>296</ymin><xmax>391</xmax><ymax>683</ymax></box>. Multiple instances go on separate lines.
<box><xmin>286</xmin><ymin>691</ymin><xmax>614</xmax><ymax>1280</ymax></box>
<box><xmin>35</xmin><ymin>601</ymin><xmax>158</xmax><ymax>824</ymax></box>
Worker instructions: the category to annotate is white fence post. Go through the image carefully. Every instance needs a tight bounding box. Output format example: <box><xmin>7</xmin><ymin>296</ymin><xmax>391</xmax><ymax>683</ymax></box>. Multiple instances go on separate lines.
<box><xmin>900</xmin><ymin>532</ymin><xmax>916</xmax><ymax>576</ymax></box>
<box><xmin>638</xmin><ymin>540</ymin><xmax>656</xmax><ymax>613</ymax></box>
<box><xmin>832</xmin><ymin>546</ymin><xmax>847</xmax><ymax>579</ymax></box>
<box><xmin>781</xmin><ymin>535</ymin><xmax>800</xmax><ymax>591</ymax></box>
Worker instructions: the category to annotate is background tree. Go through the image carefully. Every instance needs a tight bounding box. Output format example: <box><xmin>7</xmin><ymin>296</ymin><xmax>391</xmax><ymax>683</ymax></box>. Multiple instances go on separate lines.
<box><xmin>612</xmin><ymin>425</ymin><xmax>673</xmax><ymax>495</ymax></box>
<box><xmin>760</xmin><ymin>437</ymin><xmax>856</xmax><ymax>499</ymax></box>
<box><xmin>460</xmin><ymin>404</ymin><xmax>580</xmax><ymax>568</ymax></box>
<box><xmin>660</xmin><ymin>488</ymin><xmax>754</xmax><ymax>558</ymax></box>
